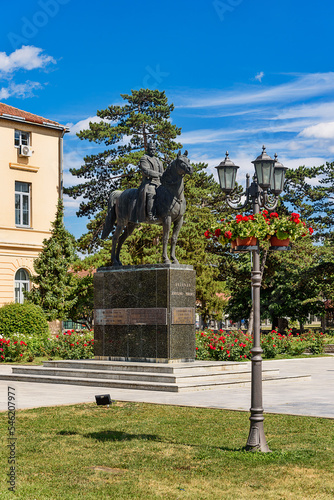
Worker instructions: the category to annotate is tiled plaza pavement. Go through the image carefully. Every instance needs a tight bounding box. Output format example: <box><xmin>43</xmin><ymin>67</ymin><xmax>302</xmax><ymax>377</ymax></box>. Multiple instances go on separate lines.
<box><xmin>0</xmin><ymin>357</ymin><xmax>333</xmax><ymax>418</ymax></box>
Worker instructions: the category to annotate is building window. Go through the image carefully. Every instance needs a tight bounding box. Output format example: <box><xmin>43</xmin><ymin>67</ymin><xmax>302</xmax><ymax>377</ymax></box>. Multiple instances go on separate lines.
<box><xmin>15</xmin><ymin>181</ymin><xmax>31</xmax><ymax>227</ymax></box>
<box><xmin>15</xmin><ymin>269</ymin><xmax>30</xmax><ymax>304</ymax></box>
<box><xmin>14</xmin><ymin>130</ymin><xmax>30</xmax><ymax>147</ymax></box>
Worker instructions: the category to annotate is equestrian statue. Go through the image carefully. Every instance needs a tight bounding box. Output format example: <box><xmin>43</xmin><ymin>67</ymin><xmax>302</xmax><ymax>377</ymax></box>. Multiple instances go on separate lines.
<box><xmin>101</xmin><ymin>142</ymin><xmax>193</xmax><ymax>266</ymax></box>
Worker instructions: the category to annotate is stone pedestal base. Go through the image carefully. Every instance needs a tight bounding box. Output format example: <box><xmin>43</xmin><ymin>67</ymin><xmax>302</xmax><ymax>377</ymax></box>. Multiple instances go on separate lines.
<box><xmin>93</xmin><ymin>264</ymin><xmax>196</xmax><ymax>362</ymax></box>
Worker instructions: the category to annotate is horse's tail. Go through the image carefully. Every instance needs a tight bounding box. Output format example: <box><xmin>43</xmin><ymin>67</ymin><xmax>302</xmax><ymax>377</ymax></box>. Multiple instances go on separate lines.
<box><xmin>101</xmin><ymin>190</ymin><xmax>122</xmax><ymax>239</ymax></box>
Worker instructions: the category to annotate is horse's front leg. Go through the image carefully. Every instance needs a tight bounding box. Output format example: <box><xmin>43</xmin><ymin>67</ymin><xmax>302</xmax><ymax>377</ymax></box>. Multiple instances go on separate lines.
<box><xmin>162</xmin><ymin>216</ymin><xmax>172</xmax><ymax>264</ymax></box>
<box><xmin>170</xmin><ymin>216</ymin><xmax>183</xmax><ymax>264</ymax></box>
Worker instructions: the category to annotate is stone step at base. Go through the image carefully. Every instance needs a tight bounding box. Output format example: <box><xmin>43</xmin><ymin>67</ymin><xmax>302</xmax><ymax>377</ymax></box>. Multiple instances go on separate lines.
<box><xmin>42</xmin><ymin>359</ymin><xmax>250</xmax><ymax>374</ymax></box>
<box><xmin>0</xmin><ymin>371</ymin><xmax>311</xmax><ymax>393</ymax></box>
<box><xmin>10</xmin><ymin>365</ymin><xmax>279</xmax><ymax>384</ymax></box>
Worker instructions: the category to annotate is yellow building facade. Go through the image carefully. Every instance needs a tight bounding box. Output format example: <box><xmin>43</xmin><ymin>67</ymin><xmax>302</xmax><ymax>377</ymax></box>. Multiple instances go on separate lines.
<box><xmin>0</xmin><ymin>103</ymin><xmax>68</xmax><ymax>306</ymax></box>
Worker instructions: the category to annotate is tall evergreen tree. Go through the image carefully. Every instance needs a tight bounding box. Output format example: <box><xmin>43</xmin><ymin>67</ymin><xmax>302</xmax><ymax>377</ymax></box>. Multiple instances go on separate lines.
<box><xmin>25</xmin><ymin>199</ymin><xmax>77</xmax><ymax>321</ymax></box>
<box><xmin>64</xmin><ymin>89</ymin><xmax>182</xmax><ymax>251</ymax></box>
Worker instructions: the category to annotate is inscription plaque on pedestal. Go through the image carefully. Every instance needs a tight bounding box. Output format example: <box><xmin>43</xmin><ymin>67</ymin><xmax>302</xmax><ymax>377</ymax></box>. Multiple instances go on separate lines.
<box><xmin>93</xmin><ymin>264</ymin><xmax>196</xmax><ymax>362</ymax></box>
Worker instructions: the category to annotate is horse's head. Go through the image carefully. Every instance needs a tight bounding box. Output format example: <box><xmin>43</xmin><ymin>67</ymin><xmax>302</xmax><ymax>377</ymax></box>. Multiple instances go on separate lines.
<box><xmin>174</xmin><ymin>150</ymin><xmax>193</xmax><ymax>177</ymax></box>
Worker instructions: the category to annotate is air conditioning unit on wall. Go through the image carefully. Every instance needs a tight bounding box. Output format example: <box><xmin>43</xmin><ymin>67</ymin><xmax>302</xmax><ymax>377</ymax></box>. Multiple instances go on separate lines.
<box><xmin>19</xmin><ymin>145</ymin><xmax>32</xmax><ymax>157</ymax></box>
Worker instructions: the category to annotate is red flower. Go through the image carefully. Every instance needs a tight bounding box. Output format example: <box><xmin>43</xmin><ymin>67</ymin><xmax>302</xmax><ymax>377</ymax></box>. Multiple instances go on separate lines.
<box><xmin>56</xmin><ymin>335</ymin><xmax>59</xmax><ymax>338</ymax></box>
<box><xmin>309</xmin><ymin>227</ymin><xmax>314</xmax><ymax>235</ymax></box>
<box><xmin>204</xmin><ymin>230</ymin><xmax>211</xmax><ymax>239</ymax></box>
<box><xmin>215</xmin><ymin>228</ymin><xmax>221</xmax><ymax>237</ymax></box>
<box><xmin>224</xmin><ymin>230</ymin><xmax>232</xmax><ymax>239</ymax></box>
<box><xmin>270</xmin><ymin>212</ymin><xmax>279</xmax><ymax>218</ymax></box>
<box><xmin>20</xmin><ymin>354</ymin><xmax>23</xmax><ymax>357</ymax></box>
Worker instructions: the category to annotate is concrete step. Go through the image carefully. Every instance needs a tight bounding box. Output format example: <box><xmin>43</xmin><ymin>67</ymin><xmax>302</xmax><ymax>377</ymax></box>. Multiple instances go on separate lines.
<box><xmin>10</xmin><ymin>365</ymin><xmax>279</xmax><ymax>384</ymax></box>
<box><xmin>0</xmin><ymin>359</ymin><xmax>311</xmax><ymax>392</ymax></box>
<box><xmin>42</xmin><ymin>359</ymin><xmax>250</xmax><ymax>374</ymax></box>
<box><xmin>0</xmin><ymin>372</ymin><xmax>311</xmax><ymax>392</ymax></box>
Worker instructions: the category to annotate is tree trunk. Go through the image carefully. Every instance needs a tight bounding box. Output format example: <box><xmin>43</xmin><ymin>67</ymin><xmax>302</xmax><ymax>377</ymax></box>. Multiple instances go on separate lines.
<box><xmin>247</xmin><ymin>307</ymin><xmax>254</xmax><ymax>335</ymax></box>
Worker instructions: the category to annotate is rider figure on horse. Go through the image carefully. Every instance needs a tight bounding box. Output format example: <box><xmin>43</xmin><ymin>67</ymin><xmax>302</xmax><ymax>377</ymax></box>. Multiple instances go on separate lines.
<box><xmin>136</xmin><ymin>141</ymin><xmax>164</xmax><ymax>222</ymax></box>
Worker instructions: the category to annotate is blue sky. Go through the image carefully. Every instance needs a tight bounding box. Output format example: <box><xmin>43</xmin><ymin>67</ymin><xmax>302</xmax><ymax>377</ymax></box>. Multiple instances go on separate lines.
<box><xmin>1</xmin><ymin>0</ymin><xmax>334</xmax><ymax>239</ymax></box>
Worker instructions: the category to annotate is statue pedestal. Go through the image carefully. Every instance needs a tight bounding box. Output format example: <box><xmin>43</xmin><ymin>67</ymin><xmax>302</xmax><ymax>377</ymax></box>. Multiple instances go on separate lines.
<box><xmin>93</xmin><ymin>264</ymin><xmax>196</xmax><ymax>362</ymax></box>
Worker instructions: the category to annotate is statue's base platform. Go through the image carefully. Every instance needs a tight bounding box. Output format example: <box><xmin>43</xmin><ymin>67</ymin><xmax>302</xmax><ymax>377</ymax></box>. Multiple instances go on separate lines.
<box><xmin>0</xmin><ymin>359</ymin><xmax>307</xmax><ymax>393</ymax></box>
<box><xmin>93</xmin><ymin>264</ymin><xmax>196</xmax><ymax>361</ymax></box>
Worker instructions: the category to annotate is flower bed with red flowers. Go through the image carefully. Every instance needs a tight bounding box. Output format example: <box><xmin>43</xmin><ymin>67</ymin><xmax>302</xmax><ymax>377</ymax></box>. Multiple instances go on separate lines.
<box><xmin>47</xmin><ymin>330</ymin><xmax>94</xmax><ymax>360</ymax></box>
<box><xmin>196</xmin><ymin>329</ymin><xmax>253</xmax><ymax>361</ymax></box>
<box><xmin>0</xmin><ymin>330</ymin><xmax>94</xmax><ymax>362</ymax></box>
<box><xmin>0</xmin><ymin>337</ymin><xmax>28</xmax><ymax>362</ymax></box>
<box><xmin>195</xmin><ymin>329</ymin><xmax>326</xmax><ymax>361</ymax></box>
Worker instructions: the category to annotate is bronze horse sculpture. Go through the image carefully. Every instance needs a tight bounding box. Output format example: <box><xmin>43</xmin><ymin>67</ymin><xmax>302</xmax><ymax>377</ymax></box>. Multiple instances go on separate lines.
<box><xmin>101</xmin><ymin>150</ymin><xmax>193</xmax><ymax>266</ymax></box>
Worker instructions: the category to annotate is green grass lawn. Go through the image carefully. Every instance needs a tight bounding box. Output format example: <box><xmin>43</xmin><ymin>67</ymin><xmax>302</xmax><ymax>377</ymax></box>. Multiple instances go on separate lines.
<box><xmin>1</xmin><ymin>402</ymin><xmax>333</xmax><ymax>499</ymax></box>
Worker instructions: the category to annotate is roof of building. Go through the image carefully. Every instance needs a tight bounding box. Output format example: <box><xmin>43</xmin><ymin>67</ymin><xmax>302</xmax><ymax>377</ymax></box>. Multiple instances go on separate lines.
<box><xmin>0</xmin><ymin>102</ymin><xmax>68</xmax><ymax>131</ymax></box>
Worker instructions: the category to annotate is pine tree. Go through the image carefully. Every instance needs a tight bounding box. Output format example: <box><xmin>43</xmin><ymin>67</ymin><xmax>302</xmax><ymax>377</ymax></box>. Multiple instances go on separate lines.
<box><xmin>25</xmin><ymin>199</ymin><xmax>77</xmax><ymax>321</ymax></box>
<box><xmin>64</xmin><ymin>88</ymin><xmax>182</xmax><ymax>251</ymax></box>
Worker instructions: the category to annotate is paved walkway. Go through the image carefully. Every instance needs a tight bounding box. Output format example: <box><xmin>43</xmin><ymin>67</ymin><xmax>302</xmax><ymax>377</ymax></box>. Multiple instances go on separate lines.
<box><xmin>0</xmin><ymin>357</ymin><xmax>333</xmax><ymax>418</ymax></box>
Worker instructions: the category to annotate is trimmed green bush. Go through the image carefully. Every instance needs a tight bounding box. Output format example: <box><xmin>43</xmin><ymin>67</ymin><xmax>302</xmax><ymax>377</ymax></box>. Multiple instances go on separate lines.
<box><xmin>0</xmin><ymin>302</ymin><xmax>49</xmax><ymax>337</ymax></box>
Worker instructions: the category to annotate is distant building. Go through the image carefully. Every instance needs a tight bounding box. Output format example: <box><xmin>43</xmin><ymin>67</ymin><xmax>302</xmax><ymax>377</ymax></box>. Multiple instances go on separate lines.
<box><xmin>0</xmin><ymin>103</ymin><xmax>68</xmax><ymax>306</ymax></box>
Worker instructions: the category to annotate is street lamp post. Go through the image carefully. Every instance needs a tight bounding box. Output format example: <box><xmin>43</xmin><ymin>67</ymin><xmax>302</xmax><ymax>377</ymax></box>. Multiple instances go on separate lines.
<box><xmin>215</xmin><ymin>146</ymin><xmax>287</xmax><ymax>452</ymax></box>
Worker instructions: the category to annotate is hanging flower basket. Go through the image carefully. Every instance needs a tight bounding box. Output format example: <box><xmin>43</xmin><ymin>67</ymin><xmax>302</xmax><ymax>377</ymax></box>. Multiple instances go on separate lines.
<box><xmin>204</xmin><ymin>211</ymin><xmax>314</xmax><ymax>252</ymax></box>
<box><xmin>269</xmin><ymin>235</ymin><xmax>290</xmax><ymax>251</ymax></box>
<box><xmin>235</xmin><ymin>236</ymin><xmax>258</xmax><ymax>252</ymax></box>
<box><xmin>236</xmin><ymin>236</ymin><xmax>257</xmax><ymax>246</ymax></box>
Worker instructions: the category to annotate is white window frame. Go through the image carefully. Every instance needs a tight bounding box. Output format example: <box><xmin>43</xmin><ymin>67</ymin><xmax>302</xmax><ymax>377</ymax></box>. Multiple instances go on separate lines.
<box><xmin>15</xmin><ymin>181</ymin><xmax>31</xmax><ymax>228</ymax></box>
<box><xmin>14</xmin><ymin>268</ymin><xmax>30</xmax><ymax>304</ymax></box>
<box><xmin>14</xmin><ymin>130</ymin><xmax>30</xmax><ymax>148</ymax></box>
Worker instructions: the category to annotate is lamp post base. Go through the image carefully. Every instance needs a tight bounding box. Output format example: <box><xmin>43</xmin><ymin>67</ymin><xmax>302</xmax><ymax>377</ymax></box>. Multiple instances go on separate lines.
<box><xmin>245</xmin><ymin>420</ymin><xmax>271</xmax><ymax>452</ymax></box>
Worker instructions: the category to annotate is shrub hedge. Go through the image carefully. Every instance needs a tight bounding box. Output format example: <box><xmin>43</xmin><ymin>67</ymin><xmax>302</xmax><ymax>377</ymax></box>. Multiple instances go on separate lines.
<box><xmin>0</xmin><ymin>302</ymin><xmax>49</xmax><ymax>337</ymax></box>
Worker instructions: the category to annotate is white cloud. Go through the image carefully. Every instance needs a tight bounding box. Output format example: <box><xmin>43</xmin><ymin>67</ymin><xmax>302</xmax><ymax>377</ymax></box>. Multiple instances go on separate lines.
<box><xmin>254</xmin><ymin>72</ymin><xmax>264</xmax><ymax>82</ymax></box>
<box><xmin>63</xmin><ymin>194</ymin><xmax>84</xmax><ymax>214</ymax></box>
<box><xmin>275</xmin><ymin>101</ymin><xmax>334</xmax><ymax>121</ymax></box>
<box><xmin>0</xmin><ymin>46</ymin><xmax>55</xmax><ymax>75</ymax></box>
<box><xmin>176</xmin><ymin>72</ymin><xmax>334</xmax><ymax>109</ymax></box>
<box><xmin>0</xmin><ymin>81</ymin><xmax>43</xmax><ymax>99</ymax></box>
<box><xmin>67</xmin><ymin>115</ymin><xmax>111</xmax><ymax>135</ymax></box>
<box><xmin>299</xmin><ymin>121</ymin><xmax>334</xmax><ymax>139</ymax></box>
<box><xmin>63</xmin><ymin>151</ymin><xmax>84</xmax><ymax>187</ymax></box>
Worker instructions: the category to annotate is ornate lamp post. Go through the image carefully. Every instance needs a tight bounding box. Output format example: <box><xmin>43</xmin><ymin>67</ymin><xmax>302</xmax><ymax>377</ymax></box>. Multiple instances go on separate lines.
<box><xmin>216</xmin><ymin>146</ymin><xmax>287</xmax><ymax>452</ymax></box>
